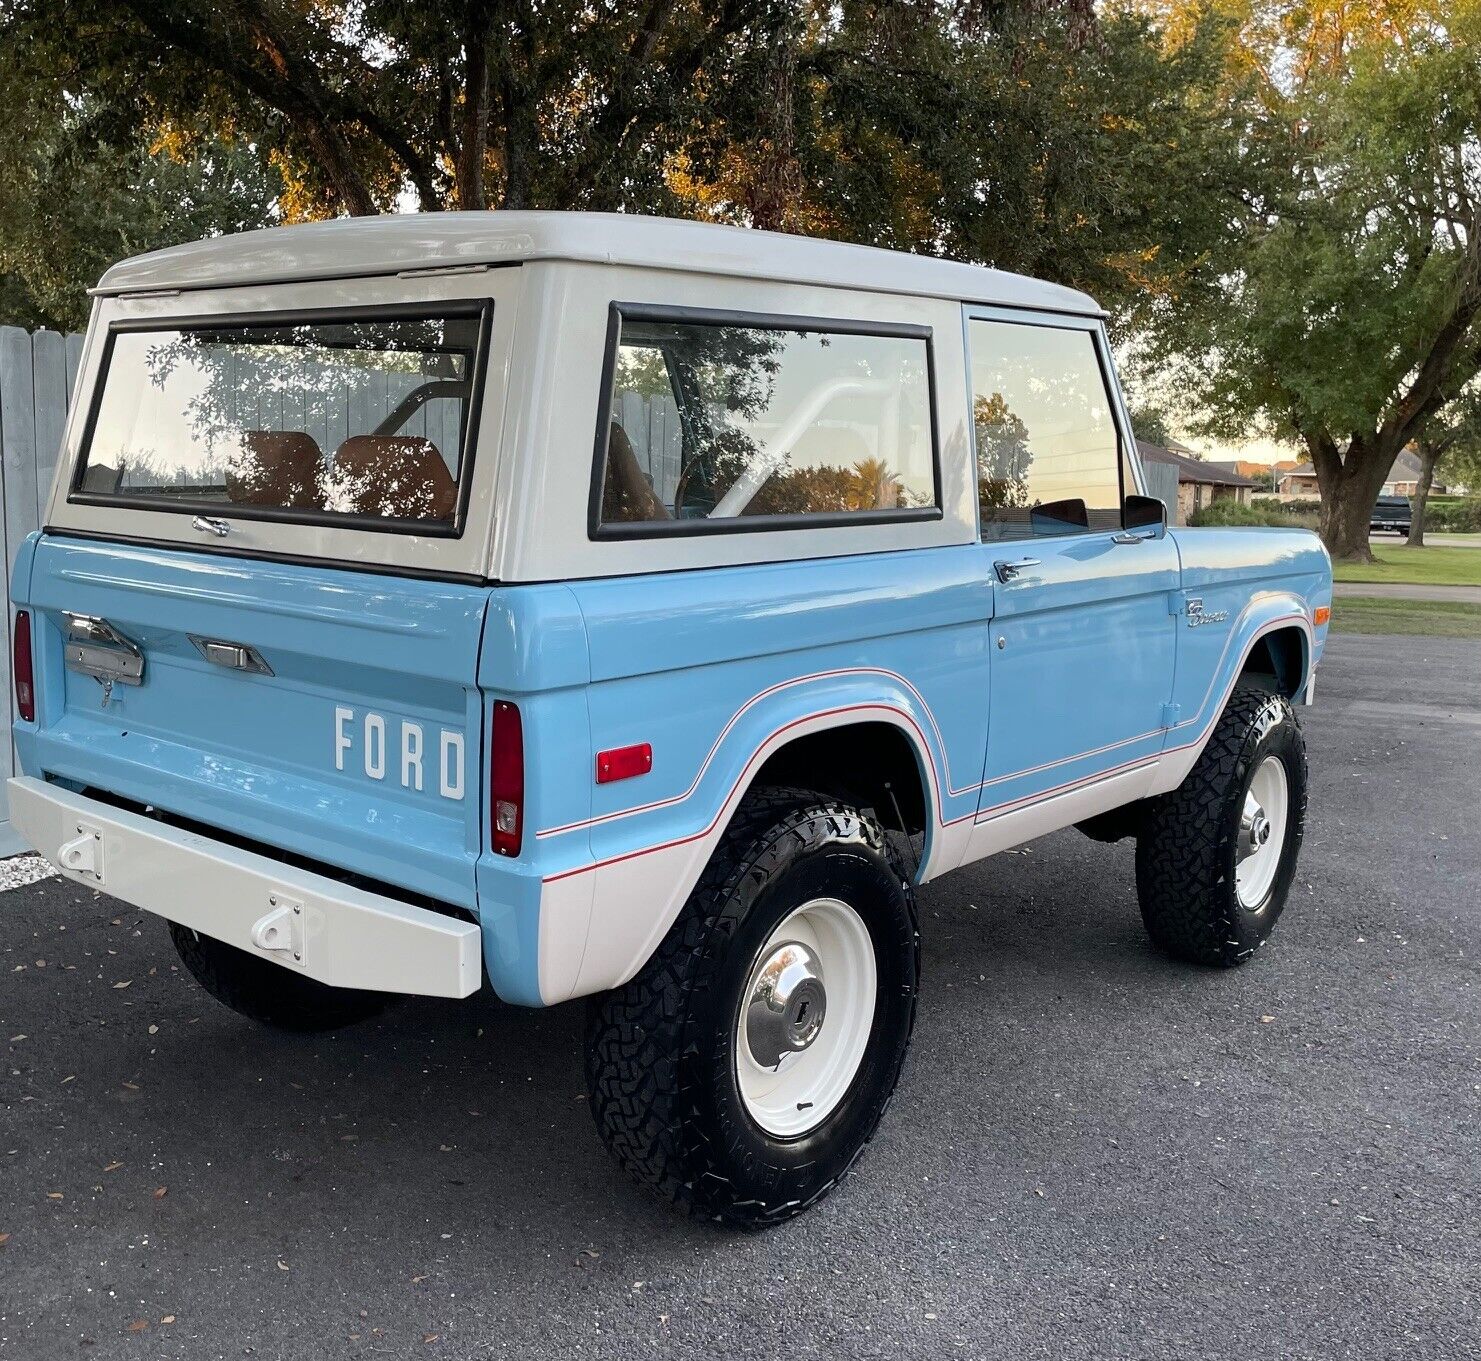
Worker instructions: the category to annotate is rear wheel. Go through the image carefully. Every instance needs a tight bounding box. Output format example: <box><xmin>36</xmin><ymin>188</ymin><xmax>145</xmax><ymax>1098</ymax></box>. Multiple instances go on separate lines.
<box><xmin>1135</xmin><ymin>686</ymin><xmax>1308</xmax><ymax>966</ymax></box>
<box><xmin>169</xmin><ymin>922</ymin><xmax>393</xmax><ymax>1031</ymax></box>
<box><xmin>584</xmin><ymin>787</ymin><xmax>919</xmax><ymax>1228</ymax></box>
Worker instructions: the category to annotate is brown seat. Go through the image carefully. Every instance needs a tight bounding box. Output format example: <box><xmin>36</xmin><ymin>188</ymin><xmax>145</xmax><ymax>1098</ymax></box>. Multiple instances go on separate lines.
<box><xmin>226</xmin><ymin>431</ymin><xmax>325</xmax><ymax>509</ymax></box>
<box><xmin>601</xmin><ymin>421</ymin><xmax>671</xmax><ymax>523</ymax></box>
<box><xmin>331</xmin><ymin>435</ymin><xmax>458</xmax><ymax>523</ymax></box>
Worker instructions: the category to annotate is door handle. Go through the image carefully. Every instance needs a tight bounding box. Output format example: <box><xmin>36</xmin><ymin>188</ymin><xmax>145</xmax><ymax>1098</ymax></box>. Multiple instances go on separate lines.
<box><xmin>192</xmin><ymin>515</ymin><xmax>232</xmax><ymax>538</ymax></box>
<box><xmin>1111</xmin><ymin>531</ymin><xmax>1152</xmax><ymax>544</ymax></box>
<box><xmin>994</xmin><ymin>557</ymin><xmax>1041</xmax><ymax>583</ymax></box>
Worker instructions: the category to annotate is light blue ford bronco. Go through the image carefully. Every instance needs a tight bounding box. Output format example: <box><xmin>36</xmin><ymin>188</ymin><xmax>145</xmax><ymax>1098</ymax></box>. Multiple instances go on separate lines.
<box><xmin>8</xmin><ymin>213</ymin><xmax>1331</xmax><ymax>1225</ymax></box>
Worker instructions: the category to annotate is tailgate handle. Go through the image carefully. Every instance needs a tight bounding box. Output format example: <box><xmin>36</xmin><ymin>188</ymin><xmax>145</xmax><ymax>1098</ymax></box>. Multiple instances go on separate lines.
<box><xmin>190</xmin><ymin>636</ymin><xmax>274</xmax><ymax>675</ymax></box>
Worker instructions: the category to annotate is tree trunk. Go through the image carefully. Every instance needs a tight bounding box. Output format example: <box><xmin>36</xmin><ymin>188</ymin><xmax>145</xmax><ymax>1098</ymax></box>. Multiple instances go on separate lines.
<box><xmin>1406</xmin><ymin>440</ymin><xmax>1444</xmax><ymax>547</ymax></box>
<box><xmin>455</xmin><ymin>6</ymin><xmax>492</xmax><ymax>210</ymax></box>
<box><xmin>1310</xmin><ymin>431</ymin><xmax>1395</xmax><ymax>562</ymax></box>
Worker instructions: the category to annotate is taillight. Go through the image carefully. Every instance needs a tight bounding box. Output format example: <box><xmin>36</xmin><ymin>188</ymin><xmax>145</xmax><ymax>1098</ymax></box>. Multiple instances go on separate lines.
<box><xmin>490</xmin><ymin>700</ymin><xmax>524</xmax><ymax>856</ymax></box>
<box><xmin>13</xmin><ymin>611</ymin><xmax>35</xmax><ymax>723</ymax></box>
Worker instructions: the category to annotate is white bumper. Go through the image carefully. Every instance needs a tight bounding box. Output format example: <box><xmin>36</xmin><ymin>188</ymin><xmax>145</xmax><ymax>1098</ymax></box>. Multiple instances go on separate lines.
<box><xmin>7</xmin><ymin>777</ymin><xmax>481</xmax><ymax>998</ymax></box>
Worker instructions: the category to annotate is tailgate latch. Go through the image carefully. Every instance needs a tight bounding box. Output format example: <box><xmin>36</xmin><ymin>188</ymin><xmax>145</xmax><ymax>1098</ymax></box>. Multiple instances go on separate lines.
<box><xmin>63</xmin><ymin>613</ymin><xmax>144</xmax><ymax>701</ymax></box>
<box><xmin>251</xmin><ymin>894</ymin><xmax>305</xmax><ymax>965</ymax></box>
<box><xmin>56</xmin><ymin>823</ymin><xmax>104</xmax><ymax>882</ymax></box>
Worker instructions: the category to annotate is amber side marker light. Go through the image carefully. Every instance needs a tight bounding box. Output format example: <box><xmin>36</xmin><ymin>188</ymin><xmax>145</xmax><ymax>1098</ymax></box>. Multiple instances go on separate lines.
<box><xmin>1313</xmin><ymin>605</ymin><xmax>1332</xmax><ymax>627</ymax></box>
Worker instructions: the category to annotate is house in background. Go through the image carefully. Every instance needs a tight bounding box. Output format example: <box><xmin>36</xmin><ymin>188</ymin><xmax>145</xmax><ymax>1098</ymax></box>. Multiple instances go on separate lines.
<box><xmin>1136</xmin><ymin>439</ymin><xmax>1261</xmax><ymax>524</ymax></box>
<box><xmin>1279</xmin><ymin>448</ymin><xmax>1446</xmax><ymax>498</ymax></box>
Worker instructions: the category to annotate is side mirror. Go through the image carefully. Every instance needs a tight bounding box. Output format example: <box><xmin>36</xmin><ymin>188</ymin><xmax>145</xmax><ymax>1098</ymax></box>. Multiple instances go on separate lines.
<box><xmin>1123</xmin><ymin>494</ymin><xmax>1168</xmax><ymax>538</ymax></box>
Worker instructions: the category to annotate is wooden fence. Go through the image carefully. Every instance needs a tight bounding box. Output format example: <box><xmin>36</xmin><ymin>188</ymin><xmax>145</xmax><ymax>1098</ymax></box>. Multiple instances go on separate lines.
<box><xmin>0</xmin><ymin>327</ymin><xmax>85</xmax><ymax>853</ymax></box>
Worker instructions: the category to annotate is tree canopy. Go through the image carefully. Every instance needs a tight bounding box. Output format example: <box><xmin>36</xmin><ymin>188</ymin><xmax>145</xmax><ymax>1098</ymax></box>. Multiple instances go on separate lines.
<box><xmin>0</xmin><ymin>1</ymin><xmax>1243</xmax><ymax>327</ymax></box>
<box><xmin>1134</xmin><ymin>0</ymin><xmax>1481</xmax><ymax>557</ymax></box>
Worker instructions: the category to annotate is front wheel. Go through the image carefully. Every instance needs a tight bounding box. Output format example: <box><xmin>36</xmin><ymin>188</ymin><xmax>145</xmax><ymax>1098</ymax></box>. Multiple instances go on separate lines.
<box><xmin>1136</xmin><ymin>686</ymin><xmax>1308</xmax><ymax>966</ymax></box>
<box><xmin>584</xmin><ymin>787</ymin><xmax>919</xmax><ymax>1228</ymax></box>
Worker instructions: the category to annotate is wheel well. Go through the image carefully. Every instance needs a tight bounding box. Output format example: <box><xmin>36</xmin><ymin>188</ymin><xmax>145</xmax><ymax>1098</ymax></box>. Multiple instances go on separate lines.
<box><xmin>1239</xmin><ymin>627</ymin><xmax>1306</xmax><ymax>698</ymax></box>
<box><xmin>748</xmin><ymin>721</ymin><xmax>929</xmax><ymax>841</ymax></box>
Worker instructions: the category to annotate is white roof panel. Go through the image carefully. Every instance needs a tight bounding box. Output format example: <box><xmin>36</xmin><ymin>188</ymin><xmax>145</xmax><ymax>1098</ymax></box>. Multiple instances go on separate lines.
<box><xmin>95</xmin><ymin>211</ymin><xmax>1102</xmax><ymax>315</ymax></box>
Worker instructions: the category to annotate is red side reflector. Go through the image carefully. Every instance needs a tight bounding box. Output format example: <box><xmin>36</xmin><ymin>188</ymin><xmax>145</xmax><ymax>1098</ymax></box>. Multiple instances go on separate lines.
<box><xmin>596</xmin><ymin>742</ymin><xmax>652</xmax><ymax>784</ymax></box>
<box><xmin>490</xmin><ymin>700</ymin><xmax>524</xmax><ymax>857</ymax></box>
<box><xmin>13</xmin><ymin>610</ymin><xmax>35</xmax><ymax>723</ymax></box>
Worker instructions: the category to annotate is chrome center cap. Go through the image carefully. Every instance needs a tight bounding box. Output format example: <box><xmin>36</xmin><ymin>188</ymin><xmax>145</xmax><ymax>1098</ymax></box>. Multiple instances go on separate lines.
<box><xmin>745</xmin><ymin>941</ymin><xmax>827</xmax><ymax>1068</ymax></box>
<box><xmin>1239</xmin><ymin>800</ymin><xmax>1272</xmax><ymax>861</ymax></box>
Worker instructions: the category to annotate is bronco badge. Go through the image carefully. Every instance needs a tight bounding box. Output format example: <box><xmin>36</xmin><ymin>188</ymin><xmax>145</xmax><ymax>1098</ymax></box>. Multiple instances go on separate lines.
<box><xmin>1186</xmin><ymin>598</ymin><xmax>1230</xmax><ymax>628</ymax></box>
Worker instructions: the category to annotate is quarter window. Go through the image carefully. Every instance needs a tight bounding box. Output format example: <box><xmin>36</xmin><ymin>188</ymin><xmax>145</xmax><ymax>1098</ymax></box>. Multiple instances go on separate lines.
<box><xmin>968</xmin><ymin>319</ymin><xmax>1123</xmax><ymax>541</ymax></box>
<box><xmin>76</xmin><ymin>309</ymin><xmax>486</xmax><ymax>530</ymax></box>
<box><xmin>595</xmin><ymin>311</ymin><xmax>937</xmax><ymax>532</ymax></box>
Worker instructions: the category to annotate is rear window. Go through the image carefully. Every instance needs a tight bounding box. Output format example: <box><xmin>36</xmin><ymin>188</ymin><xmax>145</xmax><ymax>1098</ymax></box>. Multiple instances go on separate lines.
<box><xmin>593</xmin><ymin>307</ymin><xmax>939</xmax><ymax>536</ymax></box>
<box><xmin>74</xmin><ymin>306</ymin><xmax>488</xmax><ymax>532</ymax></box>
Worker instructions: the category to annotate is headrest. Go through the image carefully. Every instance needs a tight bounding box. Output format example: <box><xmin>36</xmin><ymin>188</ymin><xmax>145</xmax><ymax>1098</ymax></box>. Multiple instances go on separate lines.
<box><xmin>331</xmin><ymin>436</ymin><xmax>458</xmax><ymax>523</ymax></box>
<box><xmin>227</xmin><ymin>431</ymin><xmax>324</xmax><ymax>509</ymax></box>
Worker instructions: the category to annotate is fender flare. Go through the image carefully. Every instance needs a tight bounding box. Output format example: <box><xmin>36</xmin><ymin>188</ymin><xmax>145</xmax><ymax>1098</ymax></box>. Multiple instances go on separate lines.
<box><xmin>1155</xmin><ymin>594</ymin><xmax>1314</xmax><ymax>791</ymax></box>
<box><xmin>538</xmin><ymin>670</ymin><xmax>950</xmax><ymax>1004</ymax></box>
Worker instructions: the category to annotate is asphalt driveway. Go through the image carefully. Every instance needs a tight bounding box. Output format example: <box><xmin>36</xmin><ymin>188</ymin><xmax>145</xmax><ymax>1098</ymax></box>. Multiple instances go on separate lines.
<box><xmin>2</xmin><ymin>633</ymin><xmax>1478</xmax><ymax>1360</ymax></box>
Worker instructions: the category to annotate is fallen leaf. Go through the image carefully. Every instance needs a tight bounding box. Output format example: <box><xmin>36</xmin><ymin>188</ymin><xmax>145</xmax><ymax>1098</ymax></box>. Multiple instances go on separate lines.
<box><xmin>148</xmin><ymin>1025</ymin><xmax>158</xmax><ymax>1035</ymax></box>
<box><xmin>8</xmin><ymin>1035</ymin><xmax>26</xmax><ymax>1043</ymax></box>
<box><xmin>61</xmin><ymin>1075</ymin><xmax>75</xmax><ymax>1085</ymax></box>
<box><xmin>1260</xmin><ymin>1015</ymin><xmax>1276</xmax><ymax>1024</ymax></box>
<box><xmin>121</xmin><ymin>1081</ymin><xmax>141</xmax><ymax>1091</ymax></box>
<box><xmin>277</xmin><ymin>1260</ymin><xmax>290</xmax><ymax>1271</ymax></box>
<box><xmin>0</xmin><ymin>1233</ymin><xmax>10</xmax><ymax>1245</ymax></box>
<box><xmin>113</xmin><ymin>980</ymin><xmax>132</xmax><ymax>989</ymax></box>
<box><xmin>152</xmin><ymin>1186</ymin><xmax>167</xmax><ymax>1199</ymax></box>
<box><xmin>103</xmin><ymin>1161</ymin><xmax>123</xmax><ymax>1173</ymax></box>
<box><xmin>411</xmin><ymin>1274</ymin><xmax>429</xmax><ymax>1284</ymax></box>
<box><xmin>423</xmin><ymin>1334</ymin><xmax>439</xmax><ymax>1345</ymax></box>
<box><xmin>46</xmin><ymin>1192</ymin><xmax>63</xmax><ymax>1201</ymax></box>
<box><xmin>127</xmin><ymin>1320</ymin><xmax>149</xmax><ymax>1333</ymax></box>
<box><xmin>160</xmin><ymin>1316</ymin><xmax>175</xmax><ymax>1325</ymax></box>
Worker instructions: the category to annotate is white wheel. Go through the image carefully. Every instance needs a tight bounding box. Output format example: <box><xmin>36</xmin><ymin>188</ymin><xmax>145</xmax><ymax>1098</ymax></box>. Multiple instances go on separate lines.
<box><xmin>1235</xmin><ymin>754</ymin><xmax>1289</xmax><ymax>911</ymax></box>
<box><xmin>734</xmin><ymin>896</ymin><xmax>877</xmax><ymax>1138</ymax></box>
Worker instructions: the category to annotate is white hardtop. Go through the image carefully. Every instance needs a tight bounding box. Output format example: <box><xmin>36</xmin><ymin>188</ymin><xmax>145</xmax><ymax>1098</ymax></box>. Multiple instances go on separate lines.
<box><xmin>95</xmin><ymin>211</ymin><xmax>1102</xmax><ymax>317</ymax></box>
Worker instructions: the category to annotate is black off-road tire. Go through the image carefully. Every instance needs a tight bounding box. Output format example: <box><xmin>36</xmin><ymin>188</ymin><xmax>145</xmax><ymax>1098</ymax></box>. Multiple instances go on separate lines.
<box><xmin>169</xmin><ymin>922</ymin><xmax>394</xmax><ymax>1032</ymax></box>
<box><xmin>1136</xmin><ymin>685</ymin><xmax>1308</xmax><ymax>967</ymax></box>
<box><xmin>584</xmin><ymin>786</ymin><xmax>920</xmax><ymax>1228</ymax></box>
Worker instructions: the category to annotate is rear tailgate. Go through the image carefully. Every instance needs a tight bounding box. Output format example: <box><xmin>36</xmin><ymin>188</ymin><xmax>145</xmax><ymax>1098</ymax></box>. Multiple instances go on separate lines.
<box><xmin>17</xmin><ymin>536</ymin><xmax>488</xmax><ymax>910</ymax></box>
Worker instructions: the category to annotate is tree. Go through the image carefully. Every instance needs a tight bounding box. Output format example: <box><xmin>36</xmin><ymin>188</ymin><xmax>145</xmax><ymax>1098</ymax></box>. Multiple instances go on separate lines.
<box><xmin>1134</xmin><ymin>0</ymin><xmax>1481</xmax><ymax>561</ymax></box>
<box><xmin>2</xmin><ymin>1</ymin><xmax>1250</xmax><ymax>327</ymax></box>
<box><xmin>1126</xmin><ymin>402</ymin><xmax>1175</xmax><ymax>447</ymax></box>
<box><xmin>0</xmin><ymin>41</ymin><xmax>282</xmax><ymax>330</ymax></box>
<box><xmin>1409</xmin><ymin>388</ymin><xmax>1481</xmax><ymax>544</ymax></box>
<box><xmin>2</xmin><ymin>0</ymin><xmax>793</xmax><ymax>219</ymax></box>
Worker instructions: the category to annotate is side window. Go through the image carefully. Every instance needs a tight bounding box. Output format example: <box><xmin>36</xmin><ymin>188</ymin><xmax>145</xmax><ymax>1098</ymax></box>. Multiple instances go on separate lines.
<box><xmin>594</xmin><ymin>309</ymin><xmax>938</xmax><ymax>533</ymax></box>
<box><xmin>968</xmin><ymin>318</ymin><xmax>1123</xmax><ymax>542</ymax></box>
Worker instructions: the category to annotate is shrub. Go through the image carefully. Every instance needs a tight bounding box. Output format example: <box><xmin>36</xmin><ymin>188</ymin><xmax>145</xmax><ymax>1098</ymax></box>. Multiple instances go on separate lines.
<box><xmin>1188</xmin><ymin>499</ymin><xmax>1318</xmax><ymax>530</ymax></box>
<box><xmin>1422</xmin><ymin>499</ymin><xmax>1481</xmax><ymax>533</ymax></box>
<box><xmin>1252</xmin><ymin>495</ymin><xmax>1321</xmax><ymax>515</ymax></box>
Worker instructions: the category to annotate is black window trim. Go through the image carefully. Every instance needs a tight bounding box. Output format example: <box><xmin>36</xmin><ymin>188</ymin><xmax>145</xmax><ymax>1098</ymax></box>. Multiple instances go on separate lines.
<box><xmin>965</xmin><ymin>309</ymin><xmax>1131</xmax><ymax>546</ymax></box>
<box><xmin>588</xmin><ymin>302</ymin><xmax>945</xmax><ymax>541</ymax></box>
<box><xmin>67</xmin><ymin>300</ymin><xmax>495</xmax><ymax>541</ymax></box>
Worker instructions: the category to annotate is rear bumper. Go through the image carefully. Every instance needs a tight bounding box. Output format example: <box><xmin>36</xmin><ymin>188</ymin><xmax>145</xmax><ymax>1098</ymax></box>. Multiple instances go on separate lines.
<box><xmin>6</xmin><ymin>777</ymin><xmax>481</xmax><ymax>998</ymax></box>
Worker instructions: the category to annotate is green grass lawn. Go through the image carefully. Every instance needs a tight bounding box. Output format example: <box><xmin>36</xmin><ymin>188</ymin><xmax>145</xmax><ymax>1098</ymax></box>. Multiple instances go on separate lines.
<box><xmin>1332</xmin><ymin>543</ymin><xmax>1481</xmax><ymax>587</ymax></box>
<box><xmin>1331</xmin><ymin>596</ymin><xmax>1481</xmax><ymax>638</ymax></box>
